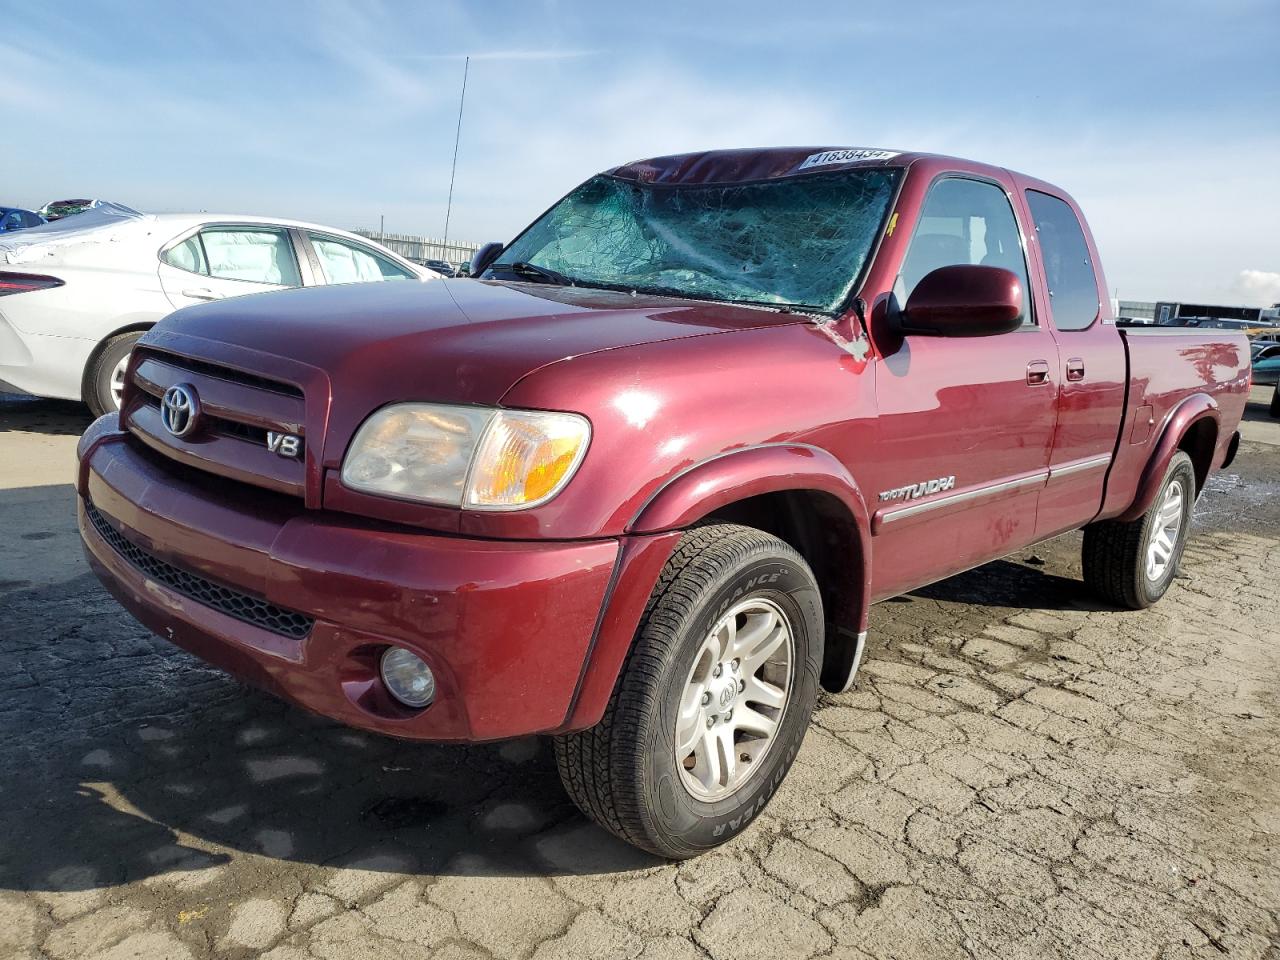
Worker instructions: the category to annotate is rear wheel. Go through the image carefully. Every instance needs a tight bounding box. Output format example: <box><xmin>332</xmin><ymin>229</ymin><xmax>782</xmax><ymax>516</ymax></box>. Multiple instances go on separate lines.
<box><xmin>1082</xmin><ymin>451</ymin><xmax>1195</xmax><ymax>609</ymax></box>
<box><xmin>85</xmin><ymin>331</ymin><xmax>144</xmax><ymax>417</ymax></box>
<box><xmin>554</xmin><ymin>523</ymin><xmax>823</xmax><ymax>859</ymax></box>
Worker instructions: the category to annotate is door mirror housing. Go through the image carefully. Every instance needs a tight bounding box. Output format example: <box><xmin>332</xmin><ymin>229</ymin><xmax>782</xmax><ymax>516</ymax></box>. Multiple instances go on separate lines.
<box><xmin>900</xmin><ymin>264</ymin><xmax>1024</xmax><ymax>337</ymax></box>
<box><xmin>470</xmin><ymin>241</ymin><xmax>504</xmax><ymax>278</ymax></box>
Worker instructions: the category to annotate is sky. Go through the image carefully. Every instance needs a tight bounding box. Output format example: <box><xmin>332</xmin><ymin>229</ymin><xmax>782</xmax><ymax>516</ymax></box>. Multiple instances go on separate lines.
<box><xmin>3</xmin><ymin>0</ymin><xmax>1278</xmax><ymax>305</ymax></box>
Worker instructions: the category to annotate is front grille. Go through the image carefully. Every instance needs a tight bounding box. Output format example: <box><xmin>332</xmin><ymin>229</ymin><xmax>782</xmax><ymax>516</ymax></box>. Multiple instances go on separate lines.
<box><xmin>145</xmin><ymin>351</ymin><xmax>304</xmax><ymax>398</ymax></box>
<box><xmin>86</xmin><ymin>502</ymin><xmax>314</xmax><ymax>640</ymax></box>
<box><xmin>125</xmin><ymin>350</ymin><xmax>308</xmax><ymax>498</ymax></box>
<box><xmin>136</xmin><ymin>392</ymin><xmax>271</xmax><ymax>446</ymax></box>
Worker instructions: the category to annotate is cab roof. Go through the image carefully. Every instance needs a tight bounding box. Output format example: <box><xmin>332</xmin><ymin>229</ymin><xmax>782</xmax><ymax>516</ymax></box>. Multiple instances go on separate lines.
<box><xmin>608</xmin><ymin>147</ymin><xmax>1012</xmax><ymax>187</ymax></box>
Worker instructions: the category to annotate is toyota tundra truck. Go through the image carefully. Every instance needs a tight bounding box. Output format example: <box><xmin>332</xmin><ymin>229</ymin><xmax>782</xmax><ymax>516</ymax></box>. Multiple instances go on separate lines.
<box><xmin>74</xmin><ymin>148</ymin><xmax>1249</xmax><ymax>858</ymax></box>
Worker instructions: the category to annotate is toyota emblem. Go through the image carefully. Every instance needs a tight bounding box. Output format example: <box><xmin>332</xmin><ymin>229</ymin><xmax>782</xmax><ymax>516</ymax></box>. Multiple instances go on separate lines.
<box><xmin>160</xmin><ymin>383</ymin><xmax>200</xmax><ymax>438</ymax></box>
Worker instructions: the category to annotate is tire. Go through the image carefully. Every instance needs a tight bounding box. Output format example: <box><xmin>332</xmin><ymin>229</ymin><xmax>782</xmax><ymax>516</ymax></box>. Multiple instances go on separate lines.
<box><xmin>1082</xmin><ymin>451</ymin><xmax>1195</xmax><ymax>609</ymax></box>
<box><xmin>85</xmin><ymin>331</ymin><xmax>144</xmax><ymax>417</ymax></box>
<box><xmin>1270</xmin><ymin>384</ymin><xmax>1279</xmax><ymax>418</ymax></box>
<box><xmin>554</xmin><ymin>523</ymin><xmax>823</xmax><ymax>859</ymax></box>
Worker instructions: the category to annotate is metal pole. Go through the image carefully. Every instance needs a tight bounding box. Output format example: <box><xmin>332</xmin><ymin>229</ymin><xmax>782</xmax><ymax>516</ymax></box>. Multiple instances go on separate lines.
<box><xmin>443</xmin><ymin>56</ymin><xmax>469</xmax><ymax>251</ymax></box>
<box><xmin>379</xmin><ymin>214</ymin><xmax>384</xmax><ymax>243</ymax></box>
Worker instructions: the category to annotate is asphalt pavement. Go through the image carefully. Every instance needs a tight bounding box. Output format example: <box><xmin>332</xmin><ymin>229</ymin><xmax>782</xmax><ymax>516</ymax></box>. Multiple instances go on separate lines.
<box><xmin>1</xmin><ymin>391</ymin><xmax>1277</xmax><ymax>960</ymax></box>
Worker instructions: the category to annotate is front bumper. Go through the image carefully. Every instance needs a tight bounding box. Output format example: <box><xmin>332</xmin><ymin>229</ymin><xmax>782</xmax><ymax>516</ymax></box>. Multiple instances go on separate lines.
<box><xmin>77</xmin><ymin>430</ymin><xmax>621</xmax><ymax>741</ymax></box>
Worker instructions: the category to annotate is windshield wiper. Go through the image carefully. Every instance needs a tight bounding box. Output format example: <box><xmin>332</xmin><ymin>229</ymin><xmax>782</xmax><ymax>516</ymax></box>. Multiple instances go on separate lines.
<box><xmin>492</xmin><ymin>261</ymin><xmax>577</xmax><ymax>286</ymax></box>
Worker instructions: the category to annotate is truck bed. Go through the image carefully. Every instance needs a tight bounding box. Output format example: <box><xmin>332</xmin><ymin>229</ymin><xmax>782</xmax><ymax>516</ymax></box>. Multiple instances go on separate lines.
<box><xmin>1099</xmin><ymin>327</ymin><xmax>1250</xmax><ymax>520</ymax></box>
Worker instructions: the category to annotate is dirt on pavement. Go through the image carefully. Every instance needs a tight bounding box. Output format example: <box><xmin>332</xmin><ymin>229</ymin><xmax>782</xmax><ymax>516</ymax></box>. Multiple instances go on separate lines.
<box><xmin>1</xmin><ymin>392</ymin><xmax>1277</xmax><ymax>960</ymax></box>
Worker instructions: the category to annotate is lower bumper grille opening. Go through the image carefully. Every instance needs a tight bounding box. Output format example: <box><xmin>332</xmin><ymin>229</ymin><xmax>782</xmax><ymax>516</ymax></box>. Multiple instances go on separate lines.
<box><xmin>85</xmin><ymin>501</ymin><xmax>314</xmax><ymax>640</ymax></box>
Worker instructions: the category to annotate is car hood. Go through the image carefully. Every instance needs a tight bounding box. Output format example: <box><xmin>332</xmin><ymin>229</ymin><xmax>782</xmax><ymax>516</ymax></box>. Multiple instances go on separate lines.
<box><xmin>148</xmin><ymin>278</ymin><xmax>804</xmax><ymax>402</ymax></box>
<box><xmin>142</xmin><ymin>277</ymin><xmax>806</xmax><ymax>461</ymax></box>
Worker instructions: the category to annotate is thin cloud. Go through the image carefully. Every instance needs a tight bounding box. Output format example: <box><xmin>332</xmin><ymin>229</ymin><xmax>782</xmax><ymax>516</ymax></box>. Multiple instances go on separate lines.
<box><xmin>1233</xmin><ymin>270</ymin><xmax>1280</xmax><ymax>307</ymax></box>
<box><xmin>406</xmin><ymin>49</ymin><xmax>598</xmax><ymax>62</ymax></box>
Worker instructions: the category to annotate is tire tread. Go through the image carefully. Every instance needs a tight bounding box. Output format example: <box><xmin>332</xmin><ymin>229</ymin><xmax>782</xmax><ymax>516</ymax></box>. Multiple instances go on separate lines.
<box><xmin>1082</xmin><ymin>451</ymin><xmax>1194</xmax><ymax>610</ymax></box>
<box><xmin>554</xmin><ymin>523</ymin><xmax>809</xmax><ymax>856</ymax></box>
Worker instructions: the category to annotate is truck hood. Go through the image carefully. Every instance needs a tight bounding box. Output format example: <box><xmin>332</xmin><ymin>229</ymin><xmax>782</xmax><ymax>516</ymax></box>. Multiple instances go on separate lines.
<box><xmin>148</xmin><ymin>278</ymin><xmax>803</xmax><ymax>406</ymax></box>
<box><xmin>142</xmin><ymin>277</ymin><xmax>805</xmax><ymax>466</ymax></box>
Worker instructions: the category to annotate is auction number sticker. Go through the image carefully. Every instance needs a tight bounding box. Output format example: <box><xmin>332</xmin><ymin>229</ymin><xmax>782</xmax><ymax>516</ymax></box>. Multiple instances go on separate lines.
<box><xmin>798</xmin><ymin>148</ymin><xmax>900</xmax><ymax>170</ymax></box>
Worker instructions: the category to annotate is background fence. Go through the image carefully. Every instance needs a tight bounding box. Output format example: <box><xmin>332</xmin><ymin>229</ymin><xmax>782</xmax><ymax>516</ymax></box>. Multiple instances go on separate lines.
<box><xmin>354</xmin><ymin>231</ymin><xmax>481</xmax><ymax>269</ymax></box>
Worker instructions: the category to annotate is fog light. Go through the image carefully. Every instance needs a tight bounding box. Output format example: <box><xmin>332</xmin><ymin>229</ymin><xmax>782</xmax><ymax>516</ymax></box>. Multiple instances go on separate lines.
<box><xmin>379</xmin><ymin>647</ymin><xmax>436</xmax><ymax>708</ymax></box>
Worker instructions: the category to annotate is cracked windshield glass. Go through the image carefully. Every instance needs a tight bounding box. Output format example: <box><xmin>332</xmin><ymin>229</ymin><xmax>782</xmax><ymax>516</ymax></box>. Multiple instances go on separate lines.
<box><xmin>490</xmin><ymin>169</ymin><xmax>901</xmax><ymax>312</ymax></box>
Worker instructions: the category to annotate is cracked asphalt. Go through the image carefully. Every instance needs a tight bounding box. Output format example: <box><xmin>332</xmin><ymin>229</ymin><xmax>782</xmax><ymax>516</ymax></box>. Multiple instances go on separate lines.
<box><xmin>2</xmin><ymin>393</ymin><xmax>1278</xmax><ymax>960</ymax></box>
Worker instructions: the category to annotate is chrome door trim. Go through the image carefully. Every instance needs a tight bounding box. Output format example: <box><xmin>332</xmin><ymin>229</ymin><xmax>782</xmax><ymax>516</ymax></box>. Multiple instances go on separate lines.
<box><xmin>1047</xmin><ymin>454</ymin><xmax>1112</xmax><ymax>480</ymax></box>
<box><xmin>877</xmin><ymin>471</ymin><xmax>1047</xmax><ymax>526</ymax></box>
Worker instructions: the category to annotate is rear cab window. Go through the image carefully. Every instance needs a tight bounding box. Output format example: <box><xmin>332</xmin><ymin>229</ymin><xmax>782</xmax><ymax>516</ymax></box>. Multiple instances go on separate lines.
<box><xmin>1026</xmin><ymin>191</ymin><xmax>1100</xmax><ymax>331</ymax></box>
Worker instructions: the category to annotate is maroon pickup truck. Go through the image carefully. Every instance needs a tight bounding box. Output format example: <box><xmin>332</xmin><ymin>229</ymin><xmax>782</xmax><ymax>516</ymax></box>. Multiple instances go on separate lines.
<box><xmin>77</xmin><ymin>147</ymin><xmax>1248</xmax><ymax>858</ymax></box>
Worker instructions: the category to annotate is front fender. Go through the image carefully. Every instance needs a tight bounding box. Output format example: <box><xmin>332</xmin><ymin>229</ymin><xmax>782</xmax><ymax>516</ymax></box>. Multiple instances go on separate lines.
<box><xmin>1116</xmin><ymin>393</ymin><xmax>1219</xmax><ymax>523</ymax></box>
<box><xmin>628</xmin><ymin>442</ymin><xmax>874</xmax><ymax>693</ymax></box>
<box><xmin>629</xmin><ymin>442</ymin><xmax>870</xmax><ymax>536</ymax></box>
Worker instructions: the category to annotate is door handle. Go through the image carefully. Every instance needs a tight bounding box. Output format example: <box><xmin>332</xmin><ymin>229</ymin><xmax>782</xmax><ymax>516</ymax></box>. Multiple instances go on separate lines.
<box><xmin>1066</xmin><ymin>357</ymin><xmax>1085</xmax><ymax>381</ymax></box>
<box><xmin>181</xmin><ymin>287</ymin><xmax>221</xmax><ymax>300</ymax></box>
<box><xmin>1026</xmin><ymin>360</ymin><xmax>1050</xmax><ymax>386</ymax></box>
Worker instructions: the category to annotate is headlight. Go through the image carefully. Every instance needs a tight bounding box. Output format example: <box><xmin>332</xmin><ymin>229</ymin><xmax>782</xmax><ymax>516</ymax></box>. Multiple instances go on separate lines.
<box><xmin>341</xmin><ymin>403</ymin><xmax>591</xmax><ymax>510</ymax></box>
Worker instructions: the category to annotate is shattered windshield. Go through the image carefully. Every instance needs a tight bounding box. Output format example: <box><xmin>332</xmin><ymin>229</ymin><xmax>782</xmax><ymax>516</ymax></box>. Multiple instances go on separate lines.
<box><xmin>489</xmin><ymin>169</ymin><xmax>901</xmax><ymax>313</ymax></box>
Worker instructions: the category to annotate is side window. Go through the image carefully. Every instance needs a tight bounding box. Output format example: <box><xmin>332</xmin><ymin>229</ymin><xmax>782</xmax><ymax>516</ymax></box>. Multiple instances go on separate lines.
<box><xmin>899</xmin><ymin>177</ymin><xmax>1033</xmax><ymax>325</ymax></box>
<box><xmin>199</xmin><ymin>227</ymin><xmax>302</xmax><ymax>287</ymax></box>
<box><xmin>162</xmin><ymin>236</ymin><xmax>209</xmax><ymax>275</ymax></box>
<box><xmin>2</xmin><ymin>212</ymin><xmax>22</xmax><ymax>231</ymax></box>
<box><xmin>307</xmin><ymin>234</ymin><xmax>415</xmax><ymax>284</ymax></box>
<box><xmin>1026</xmin><ymin>191</ymin><xmax>1099</xmax><ymax>331</ymax></box>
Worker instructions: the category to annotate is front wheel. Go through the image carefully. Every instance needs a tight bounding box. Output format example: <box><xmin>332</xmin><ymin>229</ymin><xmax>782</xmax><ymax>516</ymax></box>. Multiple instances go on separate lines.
<box><xmin>1082</xmin><ymin>451</ymin><xmax>1195</xmax><ymax>609</ymax></box>
<box><xmin>554</xmin><ymin>524</ymin><xmax>823</xmax><ymax>859</ymax></box>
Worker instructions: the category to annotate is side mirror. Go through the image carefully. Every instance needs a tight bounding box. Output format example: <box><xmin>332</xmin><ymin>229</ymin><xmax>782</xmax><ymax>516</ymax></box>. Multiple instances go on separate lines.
<box><xmin>900</xmin><ymin>265</ymin><xmax>1024</xmax><ymax>337</ymax></box>
<box><xmin>469</xmin><ymin>241</ymin><xmax>504</xmax><ymax>278</ymax></box>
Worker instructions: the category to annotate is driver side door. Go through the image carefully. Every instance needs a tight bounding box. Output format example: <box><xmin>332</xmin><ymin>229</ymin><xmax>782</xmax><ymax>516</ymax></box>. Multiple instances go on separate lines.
<box><xmin>866</xmin><ymin>174</ymin><xmax>1059</xmax><ymax>599</ymax></box>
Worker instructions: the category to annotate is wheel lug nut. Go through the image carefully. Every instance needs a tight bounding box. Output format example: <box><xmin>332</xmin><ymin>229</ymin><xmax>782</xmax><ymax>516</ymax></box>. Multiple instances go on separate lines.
<box><xmin>701</xmin><ymin>691</ymin><xmax>712</xmax><ymax>706</ymax></box>
<box><xmin>740</xmin><ymin>753</ymin><xmax>750</xmax><ymax>762</ymax></box>
<box><xmin>732</xmin><ymin>658</ymin><xmax>740</xmax><ymax>672</ymax></box>
<box><xmin>738</xmin><ymin>679</ymin><xmax>745</xmax><ymax>692</ymax></box>
<box><xmin>712</xmin><ymin>664</ymin><xmax>722</xmax><ymax>678</ymax></box>
<box><xmin>706</xmin><ymin>717</ymin><xmax>715</xmax><ymax>728</ymax></box>
<box><xmin>724</xmin><ymin>709</ymin><xmax>733</xmax><ymax>722</ymax></box>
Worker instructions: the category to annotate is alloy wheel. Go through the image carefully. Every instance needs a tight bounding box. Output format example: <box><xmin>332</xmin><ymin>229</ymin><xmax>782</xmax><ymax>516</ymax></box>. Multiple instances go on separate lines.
<box><xmin>1146</xmin><ymin>479</ymin><xmax>1185</xmax><ymax>581</ymax></box>
<box><xmin>674</xmin><ymin>597</ymin><xmax>794</xmax><ymax>802</ymax></box>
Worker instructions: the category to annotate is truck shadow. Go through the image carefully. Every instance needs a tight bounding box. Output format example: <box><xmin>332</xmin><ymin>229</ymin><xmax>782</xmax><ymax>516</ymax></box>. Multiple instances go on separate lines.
<box><xmin>0</xmin><ymin>499</ymin><xmax>1133</xmax><ymax>897</ymax></box>
<box><xmin>0</xmin><ymin>569</ymin><xmax>660</xmax><ymax>897</ymax></box>
<box><xmin>907</xmin><ymin>554</ymin><xmax>1110</xmax><ymax>612</ymax></box>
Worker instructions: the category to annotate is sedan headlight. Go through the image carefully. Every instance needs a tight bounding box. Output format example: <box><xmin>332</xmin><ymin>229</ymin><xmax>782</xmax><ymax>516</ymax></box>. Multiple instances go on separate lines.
<box><xmin>341</xmin><ymin>403</ymin><xmax>591</xmax><ymax>510</ymax></box>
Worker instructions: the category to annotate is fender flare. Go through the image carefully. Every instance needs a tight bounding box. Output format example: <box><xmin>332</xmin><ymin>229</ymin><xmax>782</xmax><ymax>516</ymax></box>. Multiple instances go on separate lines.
<box><xmin>629</xmin><ymin>442</ymin><xmax>871</xmax><ymax>536</ymax></box>
<box><xmin>629</xmin><ymin>443</ymin><xmax>874</xmax><ymax>669</ymax></box>
<box><xmin>1117</xmin><ymin>393</ymin><xmax>1219</xmax><ymax>523</ymax></box>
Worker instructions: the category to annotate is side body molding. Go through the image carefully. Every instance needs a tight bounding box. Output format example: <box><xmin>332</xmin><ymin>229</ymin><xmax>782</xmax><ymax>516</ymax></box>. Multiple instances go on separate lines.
<box><xmin>1117</xmin><ymin>393</ymin><xmax>1219</xmax><ymax>523</ymax></box>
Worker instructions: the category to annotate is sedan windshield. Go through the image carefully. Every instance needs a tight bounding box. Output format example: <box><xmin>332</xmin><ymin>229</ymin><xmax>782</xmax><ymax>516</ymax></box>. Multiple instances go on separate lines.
<box><xmin>489</xmin><ymin>170</ymin><xmax>900</xmax><ymax>313</ymax></box>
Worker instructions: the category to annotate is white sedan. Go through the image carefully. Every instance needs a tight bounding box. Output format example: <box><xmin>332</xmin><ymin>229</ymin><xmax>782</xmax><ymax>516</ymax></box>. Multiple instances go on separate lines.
<box><xmin>0</xmin><ymin>208</ymin><xmax>438</xmax><ymax>414</ymax></box>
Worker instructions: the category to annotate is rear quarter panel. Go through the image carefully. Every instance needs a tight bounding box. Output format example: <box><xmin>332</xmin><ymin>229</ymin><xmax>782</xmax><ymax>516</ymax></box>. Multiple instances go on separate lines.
<box><xmin>1099</xmin><ymin>328</ymin><xmax>1249</xmax><ymax>519</ymax></box>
